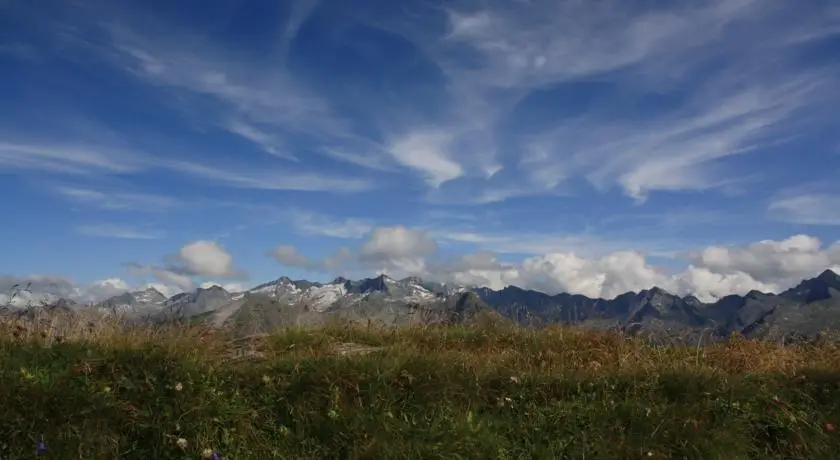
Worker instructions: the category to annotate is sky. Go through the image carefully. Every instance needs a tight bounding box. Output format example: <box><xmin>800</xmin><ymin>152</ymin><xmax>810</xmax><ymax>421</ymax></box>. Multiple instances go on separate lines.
<box><xmin>1</xmin><ymin>0</ymin><xmax>840</xmax><ymax>303</ymax></box>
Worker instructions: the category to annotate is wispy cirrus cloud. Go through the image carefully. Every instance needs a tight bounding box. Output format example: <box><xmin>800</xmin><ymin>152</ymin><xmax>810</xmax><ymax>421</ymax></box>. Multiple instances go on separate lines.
<box><xmin>19</xmin><ymin>0</ymin><xmax>839</xmax><ymax>205</ymax></box>
<box><xmin>75</xmin><ymin>223</ymin><xmax>165</xmax><ymax>240</ymax></box>
<box><xmin>2</xmin><ymin>136</ymin><xmax>375</xmax><ymax>193</ymax></box>
<box><xmin>769</xmin><ymin>193</ymin><xmax>840</xmax><ymax>226</ymax></box>
<box><xmin>364</xmin><ymin>0</ymin><xmax>840</xmax><ymax>202</ymax></box>
<box><xmin>288</xmin><ymin>210</ymin><xmax>373</xmax><ymax>239</ymax></box>
<box><xmin>53</xmin><ymin>186</ymin><xmax>178</xmax><ymax>211</ymax></box>
<box><xmin>0</xmin><ymin>141</ymin><xmax>141</xmax><ymax>174</ymax></box>
<box><xmin>161</xmin><ymin>159</ymin><xmax>374</xmax><ymax>193</ymax></box>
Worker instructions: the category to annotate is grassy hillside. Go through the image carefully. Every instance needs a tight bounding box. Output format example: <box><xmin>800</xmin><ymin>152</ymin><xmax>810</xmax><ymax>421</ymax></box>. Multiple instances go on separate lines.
<box><xmin>3</xmin><ymin>311</ymin><xmax>840</xmax><ymax>459</ymax></box>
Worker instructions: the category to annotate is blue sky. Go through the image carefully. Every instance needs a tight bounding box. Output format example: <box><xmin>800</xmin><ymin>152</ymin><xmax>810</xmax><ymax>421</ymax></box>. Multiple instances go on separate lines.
<box><xmin>1</xmin><ymin>0</ymin><xmax>840</xmax><ymax>301</ymax></box>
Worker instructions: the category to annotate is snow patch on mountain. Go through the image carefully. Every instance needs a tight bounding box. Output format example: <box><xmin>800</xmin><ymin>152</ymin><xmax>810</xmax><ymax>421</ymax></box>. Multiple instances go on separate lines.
<box><xmin>306</xmin><ymin>283</ymin><xmax>347</xmax><ymax>312</ymax></box>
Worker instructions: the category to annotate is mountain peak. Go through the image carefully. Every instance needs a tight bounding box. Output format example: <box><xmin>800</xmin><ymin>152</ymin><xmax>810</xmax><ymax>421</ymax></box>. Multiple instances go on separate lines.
<box><xmin>780</xmin><ymin>269</ymin><xmax>840</xmax><ymax>303</ymax></box>
<box><xmin>132</xmin><ymin>287</ymin><xmax>166</xmax><ymax>304</ymax></box>
<box><xmin>817</xmin><ymin>269</ymin><xmax>840</xmax><ymax>285</ymax></box>
<box><xmin>646</xmin><ymin>286</ymin><xmax>672</xmax><ymax>296</ymax></box>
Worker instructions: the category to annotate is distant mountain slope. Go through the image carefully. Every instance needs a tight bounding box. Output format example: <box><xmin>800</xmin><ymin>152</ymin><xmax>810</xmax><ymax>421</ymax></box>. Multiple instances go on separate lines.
<box><xmin>5</xmin><ymin>270</ymin><xmax>840</xmax><ymax>342</ymax></box>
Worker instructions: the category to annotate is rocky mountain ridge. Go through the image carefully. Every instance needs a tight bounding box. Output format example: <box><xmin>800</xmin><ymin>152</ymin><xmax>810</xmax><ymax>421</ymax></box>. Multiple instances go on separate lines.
<box><xmin>3</xmin><ymin>270</ymin><xmax>840</xmax><ymax>342</ymax></box>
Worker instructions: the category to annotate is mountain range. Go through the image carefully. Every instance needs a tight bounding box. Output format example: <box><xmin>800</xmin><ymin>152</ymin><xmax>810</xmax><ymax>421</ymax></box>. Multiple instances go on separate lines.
<box><xmin>3</xmin><ymin>270</ymin><xmax>840</xmax><ymax>343</ymax></box>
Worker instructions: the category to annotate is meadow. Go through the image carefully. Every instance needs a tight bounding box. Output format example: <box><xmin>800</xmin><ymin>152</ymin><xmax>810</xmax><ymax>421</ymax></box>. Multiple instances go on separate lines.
<box><xmin>3</xmin><ymin>310</ymin><xmax>840</xmax><ymax>459</ymax></box>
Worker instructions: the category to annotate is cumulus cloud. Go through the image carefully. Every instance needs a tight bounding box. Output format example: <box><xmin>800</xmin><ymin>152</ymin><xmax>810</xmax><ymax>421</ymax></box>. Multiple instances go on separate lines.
<box><xmin>441</xmin><ymin>234</ymin><xmax>840</xmax><ymax>302</ymax></box>
<box><xmin>125</xmin><ymin>263</ymin><xmax>195</xmax><ymax>292</ymax></box>
<box><xmin>123</xmin><ymin>240</ymin><xmax>246</xmax><ymax>295</ymax></box>
<box><xmin>267</xmin><ymin>226</ymin><xmax>440</xmax><ymax>277</ymax></box>
<box><xmin>689</xmin><ymin>235</ymin><xmax>840</xmax><ymax>287</ymax></box>
<box><xmin>360</xmin><ymin>226</ymin><xmax>437</xmax><ymax>260</ymax></box>
<box><xmin>271</xmin><ymin>245</ymin><xmax>316</xmax><ymax>270</ymax></box>
<box><xmin>6</xmin><ymin>233</ymin><xmax>840</xmax><ymax>306</ymax></box>
<box><xmin>358</xmin><ymin>226</ymin><xmax>438</xmax><ymax>275</ymax></box>
<box><xmin>200</xmin><ymin>281</ymin><xmax>246</xmax><ymax>292</ymax></box>
<box><xmin>0</xmin><ymin>274</ymin><xmax>176</xmax><ymax>304</ymax></box>
<box><xmin>177</xmin><ymin>240</ymin><xmax>240</xmax><ymax>278</ymax></box>
<box><xmin>267</xmin><ymin>228</ymin><xmax>840</xmax><ymax>303</ymax></box>
<box><xmin>0</xmin><ymin>275</ymin><xmax>79</xmax><ymax>303</ymax></box>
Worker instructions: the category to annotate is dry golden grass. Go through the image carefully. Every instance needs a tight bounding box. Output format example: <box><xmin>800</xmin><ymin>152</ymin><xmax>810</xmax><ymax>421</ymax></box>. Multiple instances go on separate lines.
<box><xmin>5</xmin><ymin>309</ymin><xmax>840</xmax><ymax>375</ymax></box>
<box><xmin>4</xmin><ymin>310</ymin><xmax>840</xmax><ymax>458</ymax></box>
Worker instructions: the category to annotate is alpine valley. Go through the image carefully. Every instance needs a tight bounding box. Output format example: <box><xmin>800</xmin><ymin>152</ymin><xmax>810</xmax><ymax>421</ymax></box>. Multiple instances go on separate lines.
<box><xmin>3</xmin><ymin>270</ymin><xmax>840</xmax><ymax>343</ymax></box>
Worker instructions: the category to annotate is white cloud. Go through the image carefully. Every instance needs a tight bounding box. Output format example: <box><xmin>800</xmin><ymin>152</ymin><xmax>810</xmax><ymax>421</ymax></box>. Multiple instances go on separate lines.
<box><xmin>356</xmin><ymin>226</ymin><xmax>438</xmax><ymax>275</ymax></box>
<box><xmin>0</xmin><ymin>142</ymin><xmax>141</xmax><ymax>174</ymax></box>
<box><xmin>162</xmin><ymin>159</ymin><xmax>374</xmax><ymax>193</ymax></box>
<box><xmin>177</xmin><ymin>240</ymin><xmax>239</xmax><ymax>278</ymax></box>
<box><xmin>438</xmin><ymin>234</ymin><xmax>840</xmax><ymax>302</ymax></box>
<box><xmin>433</xmin><ymin>230</ymin><xmax>662</xmax><ymax>258</ymax></box>
<box><xmin>126</xmin><ymin>264</ymin><xmax>196</xmax><ymax>292</ymax></box>
<box><xmin>1</xmin><ymin>138</ymin><xmax>373</xmax><ymax>194</ymax></box>
<box><xmin>388</xmin><ymin>131</ymin><xmax>463</xmax><ymax>187</ymax></box>
<box><xmin>360</xmin><ymin>226</ymin><xmax>437</xmax><ymax>260</ymax></box>
<box><xmin>271</xmin><ymin>245</ymin><xmax>316</xmax><ymax>270</ymax></box>
<box><xmin>223</xmin><ymin>119</ymin><xmax>297</xmax><ymax>161</ymax></box>
<box><xmin>290</xmin><ymin>211</ymin><xmax>373</xmax><ymax>239</ymax></box>
<box><xmin>141</xmin><ymin>282</ymin><xmax>181</xmax><ymax>298</ymax></box>
<box><xmin>689</xmin><ymin>235</ymin><xmax>840</xmax><ymax>287</ymax></box>
<box><xmin>200</xmin><ymin>281</ymin><xmax>245</xmax><ymax>292</ymax></box>
<box><xmin>280</xmin><ymin>0</ymin><xmax>321</xmax><ymax>57</ymax></box>
<box><xmin>54</xmin><ymin>186</ymin><xmax>178</xmax><ymax>211</ymax></box>
<box><xmin>75</xmin><ymin>224</ymin><xmax>165</xmax><ymax>240</ymax></box>
<box><xmin>369</xmin><ymin>0</ymin><xmax>839</xmax><ymax>201</ymax></box>
<box><xmin>78</xmin><ymin>277</ymin><xmax>132</xmax><ymax>302</ymax></box>
<box><xmin>275</xmin><ymin>227</ymin><xmax>840</xmax><ymax>302</ymax></box>
<box><xmin>21</xmin><ymin>0</ymin><xmax>836</xmax><ymax>205</ymax></box>
<box><xmin>0</xmin><ymin>275</ymin><xmax>177</xmax><ymax>304</ymax></box>
<box><xmin>769</xmin><ymin>193</ymin><xmax>840</xmax><ymax>225</ymax></box>
<box><xmin>674</xmin><ymin>267</ymin><xmax>779</xmax><ymax>301</ymax></box>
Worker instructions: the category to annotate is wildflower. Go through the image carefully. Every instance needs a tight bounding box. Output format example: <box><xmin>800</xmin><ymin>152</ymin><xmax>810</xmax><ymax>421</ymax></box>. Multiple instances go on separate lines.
<box><xmin>202</xmin><ymin>448</ymin><xmax>222</xmax><ymax>459</ymax></box>
<box><xmin>176</xmin><ymin>438</ymin><xmax>188</xmax><ymax>450</ymax></box>
<box><xmin>174</xmin><ymin>382</ymin><xmax>183</xmax><ymax>392</ymax></box>
<box><xmin>825</xmin><ymin>422</ymin><xmax>836</xmax><ymax>432</ymax></box>
<box><xmin>509</xmin><ymin>376</ymin><xmax>520</xmax><ymax>384</ymax></box>
<box><xmin>36</xmin><ymin>434</ymin><xmax>46</xmax><ymax>456</ymax></box>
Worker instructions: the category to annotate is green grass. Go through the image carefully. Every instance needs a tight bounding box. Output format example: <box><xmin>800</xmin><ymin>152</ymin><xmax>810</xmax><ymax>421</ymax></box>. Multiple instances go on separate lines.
<box><xmin>4</xmin><ymin>315</ymin><xmax>840</xmax><ymax>459</ymax></box>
